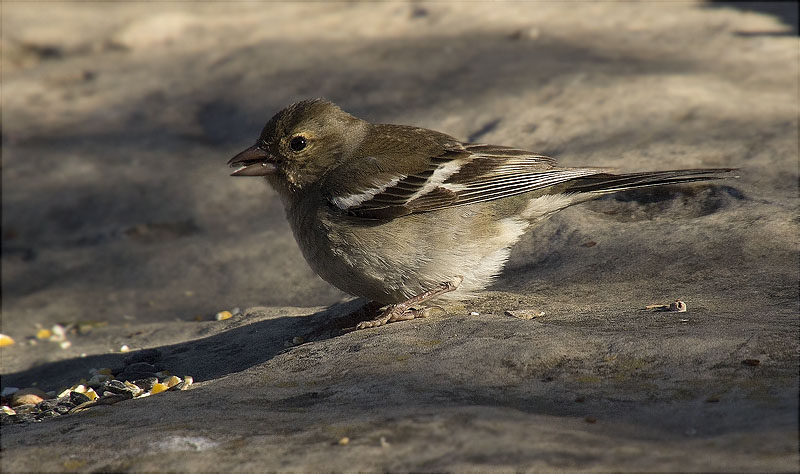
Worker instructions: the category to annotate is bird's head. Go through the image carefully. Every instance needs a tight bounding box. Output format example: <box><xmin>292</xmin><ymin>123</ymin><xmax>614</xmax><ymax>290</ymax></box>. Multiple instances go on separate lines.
<box><xmin>228</xmin><ymin>99</ymin><xmax>366</xmax><ymax>192</ymax></box>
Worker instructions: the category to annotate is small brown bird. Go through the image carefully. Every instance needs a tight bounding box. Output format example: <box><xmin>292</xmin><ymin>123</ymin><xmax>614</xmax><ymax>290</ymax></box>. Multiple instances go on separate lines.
<box><xmin>229</xmin><ymin>99</ymin><xmax>734</xmax><ymax>329</ymax></box>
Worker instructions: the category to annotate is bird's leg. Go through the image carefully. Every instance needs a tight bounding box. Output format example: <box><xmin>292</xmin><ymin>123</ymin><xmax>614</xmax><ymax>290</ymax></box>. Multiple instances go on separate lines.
<box><xmin>355</xmin><ymin>276</ymin><xmax>463</xmax><ymax>330</ymax></box>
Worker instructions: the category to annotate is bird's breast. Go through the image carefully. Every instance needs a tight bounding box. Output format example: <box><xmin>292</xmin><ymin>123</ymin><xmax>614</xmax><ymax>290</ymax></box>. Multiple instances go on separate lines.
<box><xmin>283</xmin><ymin>198</ymin><xmax>534</xmax><ymax>304</ymax></box>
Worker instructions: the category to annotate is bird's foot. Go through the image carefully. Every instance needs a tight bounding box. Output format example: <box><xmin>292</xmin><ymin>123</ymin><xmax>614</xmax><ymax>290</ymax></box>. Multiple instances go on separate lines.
<box><xmin>353</xmin><ymin>276</ymin><xmax>462</xmax><ymax>330</ymax></box>
<box><xmin>354</xmin><ymin>306</ymin><xmax>430</xmax><ymax>329</ymax></box>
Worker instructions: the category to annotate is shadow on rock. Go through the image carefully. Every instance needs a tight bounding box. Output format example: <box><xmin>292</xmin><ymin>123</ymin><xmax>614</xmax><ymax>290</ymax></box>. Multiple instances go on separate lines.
<box><xmin>0</xmin><ymin>300</ymin><xmax>371</xmax><ymax>392</ymax></box>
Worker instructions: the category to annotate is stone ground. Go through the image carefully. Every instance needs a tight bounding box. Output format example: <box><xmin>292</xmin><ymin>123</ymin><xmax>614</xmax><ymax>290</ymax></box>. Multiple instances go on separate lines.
<box><xmin>1</xmin><ymin>1</ymin><xmax>798</xmax><ymax>471</ymax></box>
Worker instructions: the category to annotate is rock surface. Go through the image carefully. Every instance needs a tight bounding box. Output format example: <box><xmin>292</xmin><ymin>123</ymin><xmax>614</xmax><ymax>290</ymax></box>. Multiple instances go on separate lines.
<box><xmin>1</xmin><ymin>2</ymin><xmax>797</xmax><ymax>471</ymax></box>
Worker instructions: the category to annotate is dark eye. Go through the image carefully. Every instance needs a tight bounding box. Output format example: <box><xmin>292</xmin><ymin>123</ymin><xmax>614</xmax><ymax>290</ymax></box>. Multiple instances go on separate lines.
<box><xmin>289</xmin><ymin>136</ymin><xmax>307</xmax><ymax>152</ymax></box>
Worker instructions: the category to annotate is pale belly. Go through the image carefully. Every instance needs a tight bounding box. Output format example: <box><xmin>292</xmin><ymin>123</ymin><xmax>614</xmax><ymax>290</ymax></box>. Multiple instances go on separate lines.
<box><xmin>285</xmin><ymin>199</ymin><xmax>533</xmax><ymax>304</ymax></box>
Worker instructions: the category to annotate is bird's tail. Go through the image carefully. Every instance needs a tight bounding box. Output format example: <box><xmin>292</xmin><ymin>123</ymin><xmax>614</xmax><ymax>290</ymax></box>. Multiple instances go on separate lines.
<box><xmin>565</xmin><ymin>168</ymin><xmax>738</xmax><ymax>195</ymax></box>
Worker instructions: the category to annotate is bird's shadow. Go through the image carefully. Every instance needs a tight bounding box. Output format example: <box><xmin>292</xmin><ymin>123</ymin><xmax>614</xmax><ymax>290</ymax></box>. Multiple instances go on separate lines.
<box><xmin>0</xmin><ymin>299</ymin><xmax>377</xmax><ymax>393</ymax></box>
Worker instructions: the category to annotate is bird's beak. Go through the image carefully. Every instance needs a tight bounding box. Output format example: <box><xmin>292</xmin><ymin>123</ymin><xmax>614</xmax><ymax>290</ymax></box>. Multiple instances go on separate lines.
<box><xmin>228</xmin><ymin>145</ymin><xmax>279</xmax><ymax>177</ymax></box>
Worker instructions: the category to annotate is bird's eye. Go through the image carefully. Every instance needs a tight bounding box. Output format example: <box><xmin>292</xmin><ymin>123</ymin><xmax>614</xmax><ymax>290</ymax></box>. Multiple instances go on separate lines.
<box><xmin>289</xmin><ymin>136</ymin><xmax>307</xmax><ymax>152</ymax></box>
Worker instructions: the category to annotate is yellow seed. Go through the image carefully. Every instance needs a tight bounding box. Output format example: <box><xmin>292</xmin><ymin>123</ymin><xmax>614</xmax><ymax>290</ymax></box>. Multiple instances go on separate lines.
<box><xmin>338</xmin><ymin>437</ymin><xmax>350</xmax><ymax>445</ymax></box>
<box><xmin>163</xmin><ymin>376</ymin><xmax>181</xmax><ymax>388</ymax></box>
<box><xmin>0</xmin><ymin>334</ymin><xmax>15</xmax><ymax>347</ymax></box>
<box><xmin>215</xmin><ymin>310</ymin><xmax>233</xmax><ymax>321</ymax></box>
<box><xmin>84</xmin><ymin>388</ymin><xmax>98</xmax><ymax>401</ymax></box>
<box><xmin>36</xmin><ymin>329</ymin><xmax>52</xmax><ymax>340</ymax></box>
<box><xmin>150</xmin><ymin>383</ymin><xmax>168</xmax><ymax>394</ymax></box>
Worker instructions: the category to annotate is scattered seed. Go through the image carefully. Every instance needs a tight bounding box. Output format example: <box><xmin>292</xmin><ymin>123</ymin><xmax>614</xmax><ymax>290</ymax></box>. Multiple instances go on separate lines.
<box><xmin>11</xmin><ymin>388</ymin><xmax>50</xmax><ymax>407</ymax></box>
<box><xmin>338</xmin><ymin>437</ymin><xmax>350</xmax><ymax>446</ymax></box>
<box><xmin>169</xmin><ymin>375</ymin><xmax>194</xmax><ymax>392</ymax></box>
<box><xmin>12</xmin><ymin>403</ymin><xmax>38</xmax><ymax>415</ymax></box>
<box><xmin>132</xmin><ymin>377</ymin><xmax>158</xmax><ymax>392</ymax></box>
<box><xmin>2</xmin><ymin>356</ymin><xmax>193</xmax><ymax>424</ymax></box>
<box><xmin>11</xmin><ymin>394</ymin><xmax>44</xmax><ymax>406</ymax></box>
<box><xmin>0</xmin><ymin>334</ymin><xmax>15</xmax><ymax>347</ymax></box>
<box><xmin>505</xmin><ymin>309</ymin><xmax>545</xmax><ymax>320</ymax></box>
<box><xmin>69</xmin><ymin>391</ymin><xmax>92</xmax><ymax>406</ymax></box>
<box><xmin>36</xmin><ymin>329</ymin><xmax>52</xmax><ymax>340</ymax></box>
<box><xmin>645</xmin><ymin>304</ymin><xmax>668</xmax><ymax>310</ymax></box>
<box><xmin>123</xmin><ymin>381</ymin><xmax>143</xmax><ymax>397</ymax></box>
<box><xmin>69</xmin><ymin>400</ymin><xmax>96</xmax><ymax>413</ymax></box>
<box><xmin>50</xmin><ymin>324</ymin><xmax>67</xmax><ymax>342</ymax></box>
<box><xmin>215</xmin><ymin>311</ymin><xmax>233</xmax><ymax>321</ymax></box>
<box><xmin>167</xmin><ymin>376</ymin><xmax>193</xmax><ymax>392</ymax></box>
<box><xmin>163</xmin><ymin>376</ymin><xmax>181</xmax><ymax>388</ymax></box>
<box><xmin>669</xmin><ymin>300</ymin><xmax>687</xmax><ymax>312</ymax></box>
<box><xmin>94</xmin><ymin>393</ymin><xmax>130</xmax><ymax>406</ymax></box>
<box><xmin>647</xmin><ymin>300</ymin><xmax>688</xmax><ymax>312</ymax></box>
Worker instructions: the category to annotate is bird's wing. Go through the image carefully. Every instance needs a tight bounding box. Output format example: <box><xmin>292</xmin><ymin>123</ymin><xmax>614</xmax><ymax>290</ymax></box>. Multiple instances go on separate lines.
<box><xmin>330</xmin><ymin>142</ymin><xmax>604</xmax><ymax>219</ymax></box>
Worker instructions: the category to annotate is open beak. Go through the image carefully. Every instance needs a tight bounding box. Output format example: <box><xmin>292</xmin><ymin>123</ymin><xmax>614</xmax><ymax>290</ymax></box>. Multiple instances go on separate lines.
<box><xmin>228</xmin><ymin>145</ymin><xmax>278</xmax><ymax>177</ymax></box>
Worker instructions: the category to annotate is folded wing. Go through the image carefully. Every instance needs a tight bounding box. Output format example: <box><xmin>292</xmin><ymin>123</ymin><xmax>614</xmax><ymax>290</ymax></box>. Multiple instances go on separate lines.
<box><xmin>332</xmin><ymin>143</ymin><xmax>601</xmax><ymax>219</ymax></box>
<box><xmin>331</xmin><ymin>142</ymin><xmax>735</xmax><ymax>220</ymax></box>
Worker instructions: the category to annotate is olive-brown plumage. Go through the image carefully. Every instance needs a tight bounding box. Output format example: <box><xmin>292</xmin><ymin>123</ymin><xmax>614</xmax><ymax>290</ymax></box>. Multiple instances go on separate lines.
<box><xmin>229</xmin><ymin>99</ymin><xmax>734</xmax><ymax>329</ymax></box>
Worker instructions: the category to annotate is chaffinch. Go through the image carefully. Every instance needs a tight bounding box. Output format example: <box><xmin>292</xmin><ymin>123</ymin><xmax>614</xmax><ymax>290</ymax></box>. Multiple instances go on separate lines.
<box><xmin>229</xmin><ymin>99</ymin><xmax>733</xmax><ymax>329</ymax></box>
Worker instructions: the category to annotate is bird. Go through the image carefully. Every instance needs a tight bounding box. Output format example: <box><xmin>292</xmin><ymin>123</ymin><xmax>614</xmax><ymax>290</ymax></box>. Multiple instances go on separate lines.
<box><xmin>228</xmin><ymin>99</ymin><xmax>735</xmax><ymax>330</ymax></box>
